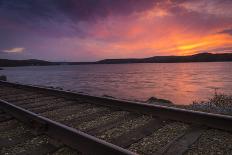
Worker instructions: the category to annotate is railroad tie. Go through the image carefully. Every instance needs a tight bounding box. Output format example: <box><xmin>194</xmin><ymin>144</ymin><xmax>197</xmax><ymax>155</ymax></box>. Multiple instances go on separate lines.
<box><xmin>111</xmin><ymin>118</ymin><xmax>165</xmax><ymax>148</ymax></box>
<box><xmin>87</xmin><ymin>113</ymin><xmax>140</xmax><ymax>135</ymax></box>
<box><xmin>156</xmin><ymin>125</ymin><xmax>207</xmax><ymax>155</ymax></box>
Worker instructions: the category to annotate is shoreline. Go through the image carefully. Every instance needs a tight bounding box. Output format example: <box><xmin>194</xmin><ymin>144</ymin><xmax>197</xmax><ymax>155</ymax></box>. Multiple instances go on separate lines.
<box><xmin>1</xmin><ymin>53</ymin><xmax>232</xmax><ymax>67</ymax></box>
<box><xmin>1</xmin><ymin>61</ymin><xmax>232</xmax><ymax>68</ymax></box>
<box><xmin>26</xmin><ymin>84</ymin><xmax>232</xmax><ymax>116</ymax></box>
<box><xmin>146</xmin><ymin>94</ymin><xmax>232</xmax><ymax>116</ymax></box>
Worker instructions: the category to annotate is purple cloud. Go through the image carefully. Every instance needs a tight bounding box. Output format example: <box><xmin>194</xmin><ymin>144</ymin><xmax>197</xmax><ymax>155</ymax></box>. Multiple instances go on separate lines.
<box><xmin>219</xmin><ymin>28</ymin><xmax>232</xmax><ymax>35</ymax></box>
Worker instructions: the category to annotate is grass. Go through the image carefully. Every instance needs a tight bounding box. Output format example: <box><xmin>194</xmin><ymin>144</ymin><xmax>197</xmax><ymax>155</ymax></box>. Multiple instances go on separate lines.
<box><xmin>184</xmin><ymin>93</ymin><xmax>232</xmax><ymax>116</ymax></box>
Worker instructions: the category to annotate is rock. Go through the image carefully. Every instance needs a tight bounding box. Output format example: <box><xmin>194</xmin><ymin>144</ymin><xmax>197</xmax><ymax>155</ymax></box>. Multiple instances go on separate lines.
<box><xmin>0</xmin><ymin>75</ymin><xmax>7</xmax><ymax>81</ymax></box>
<box><xmin>146</xmin><ymin>97</ymin><xmax>173</xmax><ymax>106</ymax></box>
<box><xmin>55</xmin><ymin>87</ymin><xmax>63</xmax><ymax>90</ymax></box>
<box><xmin>102</xmin><ymin>95</ymin><xmax>115</xmax><ymax>98</ymax></box>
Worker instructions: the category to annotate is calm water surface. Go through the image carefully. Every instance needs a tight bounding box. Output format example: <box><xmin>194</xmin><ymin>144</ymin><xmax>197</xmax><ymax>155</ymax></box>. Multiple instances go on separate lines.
<box><xmin>1</xmin><ymin>62</ymin><xmax>232</xmax><ymax>105</ymax></box>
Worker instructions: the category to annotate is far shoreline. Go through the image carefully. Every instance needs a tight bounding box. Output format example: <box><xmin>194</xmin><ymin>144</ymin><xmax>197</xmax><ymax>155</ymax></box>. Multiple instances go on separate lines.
<box><xmin>1</xmin><ymin>61</ymin><xmax>232</xmax><ymax>68</ymax></box>
<box><xmin>1</xmin><ymin>52</ymin><xmax>232</xmax><ymax>67</ymax></box>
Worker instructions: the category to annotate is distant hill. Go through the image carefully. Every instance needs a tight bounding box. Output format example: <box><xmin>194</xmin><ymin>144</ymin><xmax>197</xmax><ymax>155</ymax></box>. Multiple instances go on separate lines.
<box><xmin>0</xmin><ymin>59</ymin><xmax>96</xmax><ymax>67</ymax></box>
<box><xmin>1</xmin><ymin>53</ymin><xmax>232</xmax><ymax>67</ymax></box>
<box><xmin>0</xmin><ymin>59</ymin><xmax>56</xmax><ymax>67</ymax></box>
<box><xmin>97</xmin><ymin>53</ymin><xmax>232</xmax><ymax>64</ymax></box>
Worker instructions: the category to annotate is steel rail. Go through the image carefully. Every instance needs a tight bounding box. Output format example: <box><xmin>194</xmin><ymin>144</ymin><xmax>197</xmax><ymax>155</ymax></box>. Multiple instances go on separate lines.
<box><xmin>0</xmin><ymin>99</ymin><xmax>137</xmax><ymax>155</ymax></box>
<box><xmin>1</xmin><ymin>80</ymin><xmax>232</xmax><ymax>132</ymax></box>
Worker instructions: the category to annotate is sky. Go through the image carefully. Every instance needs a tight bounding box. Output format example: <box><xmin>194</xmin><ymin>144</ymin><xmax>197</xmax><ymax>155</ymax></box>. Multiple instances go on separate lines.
<box><xmin>0</xmin><ymin>0</ymin><xmax>232</xmax><ymax>61</ymax></box>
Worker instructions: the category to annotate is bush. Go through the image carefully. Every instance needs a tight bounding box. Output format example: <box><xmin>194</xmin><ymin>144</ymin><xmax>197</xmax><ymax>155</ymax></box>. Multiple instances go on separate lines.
<box><xmin>186</xmin><ymin>93</ymin><xmax>232</xmax><ymax>116</ymax></box>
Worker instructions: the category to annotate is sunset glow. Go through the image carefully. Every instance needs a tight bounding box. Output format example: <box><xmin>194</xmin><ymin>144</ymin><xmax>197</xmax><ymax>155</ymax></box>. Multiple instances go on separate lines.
<box><xmin>0</xmin><ymin>0</ymin><xmax>232</xmax><ymax>61</ymax></box>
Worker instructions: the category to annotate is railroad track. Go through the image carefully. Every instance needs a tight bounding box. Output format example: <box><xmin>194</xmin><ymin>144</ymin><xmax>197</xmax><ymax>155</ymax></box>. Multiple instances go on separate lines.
<box><xmin>0</xmin><ymin>81</ymin><xmax>232</xmax><ymax>155</ymax></box>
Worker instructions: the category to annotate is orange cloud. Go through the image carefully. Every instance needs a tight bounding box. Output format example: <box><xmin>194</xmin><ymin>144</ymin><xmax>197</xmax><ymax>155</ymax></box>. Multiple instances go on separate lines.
<box><xmin>82</xmin><ymin>2</ymin><xmax>232</xmax><ymax>59</ymax></box>
<box><xmin>3</xmin><ymin>47</ymin><xmax>25</xmax><ymax>53</ymax></box>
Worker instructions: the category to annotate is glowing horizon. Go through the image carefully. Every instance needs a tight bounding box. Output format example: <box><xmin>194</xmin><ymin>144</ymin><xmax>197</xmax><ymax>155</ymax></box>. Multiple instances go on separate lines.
<box><xmin>0</xmin><ymin>0</ymin><xmax>232</xmax><ymax>61</ymax></box>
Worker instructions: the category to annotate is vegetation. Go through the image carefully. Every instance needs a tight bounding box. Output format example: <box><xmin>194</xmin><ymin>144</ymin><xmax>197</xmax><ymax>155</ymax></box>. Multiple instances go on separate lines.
<box><xmin>146</xmin><ymin>92</ymin><xmax>232</xmax><ymax>116</ymax></box>
<box><xmin>186</xmin><ymin>93</ymin><xmax>232</xmax><ymax>116</ymax></box>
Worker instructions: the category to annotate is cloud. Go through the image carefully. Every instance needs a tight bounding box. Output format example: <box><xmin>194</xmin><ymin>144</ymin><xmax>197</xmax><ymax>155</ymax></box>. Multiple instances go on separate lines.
<box><xmin>0</xmin><ymin>0</ymin><xmax>158</xmax><ymax>38</ymax></box>
<box><xmin>206</xmin><ymin>46</ymin><xmax>232</xmax><ymax>53</ymax></box>
<box><xmin>0</xmin><ymin>0</ymin><xmax>157</xmax><ymax>23</ymax></box>
<box><xmin>2</xmin><ymin>47</ymin><xmax>25</xmax><ymax>53</ymax></box>
<box><xmin>0</xmin><ymin>0</ymin><xmax>232</xmax><ymax>61</ymax></box>
<box><xmin>180</xmin><ymin>0</ymin><xmax>232</xmax><ymax>18</ymax></box>
<box><xmin>219</xmin><ymin>28</ymin><xmax>232</xmax><ymax>36</ymax></box>
<box><xmin>1</xmin><ymin>0</ymin><xmax>231</xmax><ymax>38</ymax></box>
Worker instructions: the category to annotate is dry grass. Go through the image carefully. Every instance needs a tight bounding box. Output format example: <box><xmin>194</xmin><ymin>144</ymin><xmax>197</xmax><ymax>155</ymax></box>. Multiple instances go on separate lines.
<box><xmin>185</xmin><ymin>93</ymin><xmax>232</xmax><ymax>116</ymax></box>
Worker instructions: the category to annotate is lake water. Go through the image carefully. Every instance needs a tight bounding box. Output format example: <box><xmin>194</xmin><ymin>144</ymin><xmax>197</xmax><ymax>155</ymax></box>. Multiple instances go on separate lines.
<box><xmin>1</xmin><ymin>62</ymin><xmax>232</xmax><ymax>105</ymax></box>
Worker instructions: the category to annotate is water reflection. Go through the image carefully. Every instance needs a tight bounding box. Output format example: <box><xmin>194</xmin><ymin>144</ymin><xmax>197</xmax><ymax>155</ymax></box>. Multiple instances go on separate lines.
<box><xmin>1</xmin><ymin>62</ymin><xmax>232</xmax><ymax>105</ymax></box>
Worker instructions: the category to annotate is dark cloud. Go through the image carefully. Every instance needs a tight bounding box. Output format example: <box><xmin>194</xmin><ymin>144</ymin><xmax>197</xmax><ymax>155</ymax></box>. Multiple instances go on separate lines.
<box><xmin>0</xmin><ymin>0</ymin><xmax>157</xmax><ymax>23</ymax></box>
<box><xmin>0</xmin><ymin>0</ymin><xmax>158</xmax><ymax>39</ymax></box>
<box><xmin>219</xmin><ymin>28</ymin><xmax>232</xmax><ymax>35</ymax></box>
<box><xmin>57</xmin><ymin>0</ymin><xmax>158</xmax><ymax>21</ymax></box>
<box><xmin>1</xmin><ymin>0</ymin><xmax>229</xmax><ymax>37</ymax></box>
